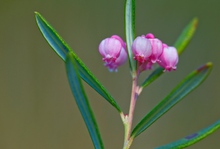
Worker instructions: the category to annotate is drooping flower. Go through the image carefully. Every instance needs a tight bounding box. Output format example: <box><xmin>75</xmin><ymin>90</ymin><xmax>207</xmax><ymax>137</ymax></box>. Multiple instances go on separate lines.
<box><xmin>145</xmin><ymin>33</ymin><xmax>163</xmax><ymax>63</ymax></box>
<box><xmin>158</xmin><ymin>46</ymin><xmax>179</xmax><ymax>71</ymax></box>
<box><xmin>132</xmin><ymin>35</ymin><xmax>152</xmax><ymax>64</ymax></box>
<box><xmin>99</xmin><ymin>35</ymin><xmax>127</xmax><ymax>72</ymax></box>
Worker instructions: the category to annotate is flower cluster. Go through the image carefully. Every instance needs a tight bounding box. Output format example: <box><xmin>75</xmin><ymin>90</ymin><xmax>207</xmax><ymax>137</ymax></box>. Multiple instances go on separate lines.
<box><xmin>132</xmin><ymin>33</ymin><xmax>178</xmax><ymax>72</ymax></box>
<box><xmin>99</xmin><ymin>33</ymin><xmax>178</xmax><ymax>72</ymax></box>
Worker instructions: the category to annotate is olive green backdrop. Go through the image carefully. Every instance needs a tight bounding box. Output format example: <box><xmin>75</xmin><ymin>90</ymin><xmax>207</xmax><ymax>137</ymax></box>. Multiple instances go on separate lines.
<box><xmin>0</xmin><ymin>0</ymin><xmax>219</xmax><ymax>149</ymax></box>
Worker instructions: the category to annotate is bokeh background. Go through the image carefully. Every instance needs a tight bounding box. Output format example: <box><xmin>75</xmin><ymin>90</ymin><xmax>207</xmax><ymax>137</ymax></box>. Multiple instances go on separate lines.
<box><xmin>0</xmin><ymin>0</ymin><xmax>220</xmax><ymax>149</ymax></box>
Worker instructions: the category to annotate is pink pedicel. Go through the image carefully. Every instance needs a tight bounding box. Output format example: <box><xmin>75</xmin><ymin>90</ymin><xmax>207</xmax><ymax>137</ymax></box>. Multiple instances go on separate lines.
<box><xmin>145</xmin><ymin>33</ymin><xmax>163</xmax><ymax>63</ymax></box>
<box><xmin>158</xmin><ymin>46</ymin><xmax>179</xmax><ymax>72</ymax></box>
<box><xmin>99</xmin><ymin>35</ymin><xmax>127</xmax><ymax>72</ymax></box>
<box><xmin>132</xmin><ymin>35</ymin><xmax>152</xmax><ymax>64</ymax></box>
<box><xmin>138</xmin><ymin>61</ymin><xmax>153</xmax><ymax>72</ymax></box>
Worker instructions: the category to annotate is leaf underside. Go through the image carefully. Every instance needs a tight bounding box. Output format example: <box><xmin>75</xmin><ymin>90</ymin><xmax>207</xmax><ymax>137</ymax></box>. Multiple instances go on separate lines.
<box><xmin>65</xmin><ymin>52</ymin><xmax>104</xmax><ymax>149</ymax></box>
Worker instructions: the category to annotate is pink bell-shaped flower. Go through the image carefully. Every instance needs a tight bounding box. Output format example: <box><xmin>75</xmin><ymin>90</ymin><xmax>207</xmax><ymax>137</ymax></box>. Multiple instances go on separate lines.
<box><xmin>132</xmin><ymin>35</ymin><xmax>152</xmax><ymax>64</ymax></box>
<box><xmin>146</xmin><ymin>33</ymin><xmax>163</xmax><ymax>63</ymax></box>
<box><xmin>99</xmin><ymin>35</ymin><xmax>127</xmax><ymax>72</ymax></box>
<box><xmin>158</xmin><ymin>46</ymin><xmax>179</xmax><ymax>72</ymax></box>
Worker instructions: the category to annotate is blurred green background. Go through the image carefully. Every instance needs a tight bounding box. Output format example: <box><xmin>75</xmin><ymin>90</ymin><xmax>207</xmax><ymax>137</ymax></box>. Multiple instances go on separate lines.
<box><xmin>0</xmin><ymin>0</ymin><xmax>220</xmax><ymax>148</ymax></box>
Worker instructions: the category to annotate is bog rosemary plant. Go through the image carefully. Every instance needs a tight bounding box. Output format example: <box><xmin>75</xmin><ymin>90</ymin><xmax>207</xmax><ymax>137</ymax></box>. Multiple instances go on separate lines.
<box><xmin>35</xmin><ymin>0</ymin><xmax>220</xmax><ymax>148</ymax></box>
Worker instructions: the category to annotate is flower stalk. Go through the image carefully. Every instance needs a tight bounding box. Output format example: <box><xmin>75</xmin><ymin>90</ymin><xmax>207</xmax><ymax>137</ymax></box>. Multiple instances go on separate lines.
<box><xmin>123</xmin><ymin>72</ymin><xmax>140</xmax><ymax>149</ymax></box>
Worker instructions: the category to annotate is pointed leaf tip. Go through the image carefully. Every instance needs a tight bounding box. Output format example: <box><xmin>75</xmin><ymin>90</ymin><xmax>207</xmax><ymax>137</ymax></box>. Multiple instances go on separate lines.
<box><xmin>35</xmin><ymin>12</ymin><xmax>122</xmax><ymax>112</ymax></box>
<box><xmin>194</xmin><ymin>17</ymin><xmax>198</xmax><ymax>26</ymax></box>
<box><xmin>155</xmin><ymin>119</ymin><xmax>220</xmax><ymax>149</ymax></box>
<box><xmin>196</xmin><ymin>62</ymin><xmax>212</xmax><ymax>73</ymax></box>
<box><xmin>132</xmin><ymin>62</ymin><xmax>213</xmax><ymax>138</ymax></box>
<box><xmin>175</xmin><ymin>17</ymin><xmax>199</xmax><ymax>55</ymax></box>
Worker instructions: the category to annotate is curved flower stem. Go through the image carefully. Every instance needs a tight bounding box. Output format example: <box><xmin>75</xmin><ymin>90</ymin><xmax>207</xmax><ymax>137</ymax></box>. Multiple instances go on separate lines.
<box><xmin>123</xmin><ymin>72</ymin><xmax>140</xmax><ymax>149</ymax></box>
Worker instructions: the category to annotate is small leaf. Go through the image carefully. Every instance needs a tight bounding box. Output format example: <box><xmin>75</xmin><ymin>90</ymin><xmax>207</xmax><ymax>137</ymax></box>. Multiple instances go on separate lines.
<box><xmin>155</xmin><ymin>119</ymin><xmax>220</xmax><ymax>149</ymax></box>
<box><xmin>35</xmin><ymin>12</ymin><xmax>121</xmax><ymax>112</ymax></box>
<box><xmin>141</xmin><ymin>18</ymin><xmax>198</xmax><ymax>88</ymax></box>
<box><xmin>125</xmin><ymin>0</ymin><xmax>136</xmax><ymax>74</ymax></box>
<box><xmin>132</xmin><ymin>62</ymin><xmax>213</xmax><ymax>138</ymax></box>
<box><xmin>174</xmin><ymin>18</ymin><xmax>198</xmax><ymax>55</ymax></box>
<box><xmin>65</xmin><ymin>52</ymin><xmax>104</xmax><ymax>149</ymax></box>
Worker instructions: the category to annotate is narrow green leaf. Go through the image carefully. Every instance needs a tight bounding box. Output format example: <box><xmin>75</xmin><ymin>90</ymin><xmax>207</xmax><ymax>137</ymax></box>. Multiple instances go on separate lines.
<box><xmin>141</xmin><ymin>18</ymin><xmax>198</xmax><ymax>88</ymax></box>
<box><xmin>155</xmin><ymin>120</ymin><xmax>220</xmax><ymax>149</ymax></box>
<box><xmin>132</xmin><ymin>62</ymin><xmax>213</xmax><ymax>138</ymax></box>
<box><xmin>174</xmin><ymin>18</ymin><xmax>198</xmax><ymax>55</ymax></box>
<box><xmin>35</xmin><ymin>12</ymin><xmax>70</xmax><ymax>61</ymax></box>
<box><xmin>65</xmin><ymin>52</ymin><xmax>104</xmax><ymax>149</ymax></box>
<box><xmin>125</xmin><ymin>0</ymin><xmax>136</xmax><ymax>74</ymax></box>
<box><xmin>35</xmin><ymin>12</ymin><xmax>121</xmax><ymax>112</ymax></box>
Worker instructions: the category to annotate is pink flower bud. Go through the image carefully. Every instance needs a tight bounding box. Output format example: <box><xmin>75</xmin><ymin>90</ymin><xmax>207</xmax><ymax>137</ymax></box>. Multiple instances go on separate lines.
<box><xmin>145</xmin><ymin>33</ymin><xmax>155</xmax><ymax>39</ymax></box>
<box><xmin>158</xmin><ymin>46</ymin><xmax>179</xmax><ymax>72</ymax></box>
<box><xmin>145</xmin><ymin>34</ymin><xmax>163</xmax><ymax>63</ymax></box>
<box><xmin>132</xmin><ymin>36</ymin><xmax>152</xmax><ymax>64</ymax></box>
<box><xmin>99</xmin><ymin>35</ymin><xmax>127</xmax><ymax>72</ymax></box>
